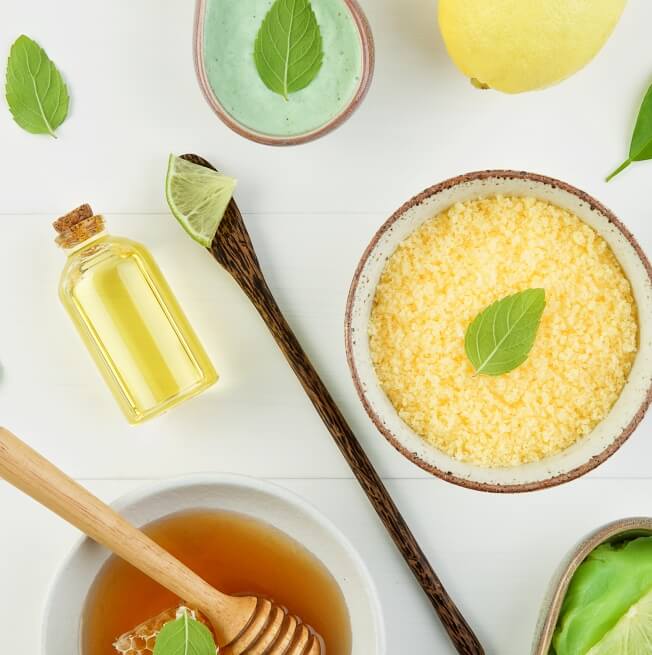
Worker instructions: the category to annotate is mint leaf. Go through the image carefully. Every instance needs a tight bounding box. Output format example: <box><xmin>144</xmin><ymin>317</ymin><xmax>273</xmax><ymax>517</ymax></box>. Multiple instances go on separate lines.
<box><xmin>254</xmin><ymin>0</ymin><xmax>324</xmax><ymax>101</ymax></box>
<box><xmin>607</xmin><ymin>82</ymin><xmax>652</xmax><ymax>181</ymax></box>
<box><xmin>464</xmin><ymin>289</ymin><xmax>546</xmax><ymax>376</ymax></box>
<box><xmin>153</xmin><ymin>608</ymin><xmax>217</xmax><ymax>655</ymax></box>
<box><xmin>5</xmin><ymin>35</ymin><xmax>69</xmax><ymax>137</ymax></box>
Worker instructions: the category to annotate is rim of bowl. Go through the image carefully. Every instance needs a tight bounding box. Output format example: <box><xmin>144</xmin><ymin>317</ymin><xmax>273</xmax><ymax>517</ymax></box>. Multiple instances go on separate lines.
<box><xmin>41</xmin><ymin>472</ymin><xmax>387</xmax><ymax>655</ymax></box>
<box><xmin>192</xmin><ymin>0</ymin><xmax>375</xmax><ymax>146</ymax></box>
<box><xmin>344</xmin><ymin>169</ymin><xmax>652</xmax><ymax>493</ymax></box>
<box><xmin>532</xmin><ymin>516</ymin><xmax>652</xmax><ymax>655</ymax></box>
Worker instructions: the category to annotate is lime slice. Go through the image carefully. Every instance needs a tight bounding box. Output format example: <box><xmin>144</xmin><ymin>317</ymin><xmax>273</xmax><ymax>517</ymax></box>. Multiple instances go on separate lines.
<box><xmin>588</xmin><ymin>589</ymin><xmax>652</xmax><ymax>654</ymax></box>
<box><xmin>165</xmin><ymin>154</ymin><xmax>237</xmax><ymax>247</ymax></box>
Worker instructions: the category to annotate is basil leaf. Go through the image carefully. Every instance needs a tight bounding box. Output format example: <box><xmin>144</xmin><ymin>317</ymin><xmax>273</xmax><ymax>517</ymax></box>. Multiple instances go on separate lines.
<box><xmin>607</xmin><ymin>82</ymin><xmax>652</xmax><ymax>181</ymax></box>
<box><xmin>5</xmin><ymin>35</ymin><xmax>69</xmax><ymax>138</ymax></box>
<box><xmin>153</xmin><ymin>609</ymin><xmax>217</xmax><ymax>655</ymax></box>
<box><xmin>464</xmin><ymin>288</ymin><xmax>546</xmax><ymax>376</ymax></box>
<box><xmin>254</xmin><ymin>0</ymin><xmax>324</xmax><ymax>100</ymax></box>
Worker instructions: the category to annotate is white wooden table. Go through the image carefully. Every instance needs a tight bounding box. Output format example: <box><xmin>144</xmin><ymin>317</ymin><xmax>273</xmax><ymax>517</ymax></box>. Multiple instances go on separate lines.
<box><xmin>2</xmin><ymin>1</ymin><xmax>652</xmax><ymax>653</ymax></box>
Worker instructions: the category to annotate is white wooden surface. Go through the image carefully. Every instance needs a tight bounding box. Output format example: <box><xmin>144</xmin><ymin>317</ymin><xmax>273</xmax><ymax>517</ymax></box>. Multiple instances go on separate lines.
<box><xmin>1</xmin><ymin>1</ymin><xmax>652</xmax><ymax>653</ymax></box>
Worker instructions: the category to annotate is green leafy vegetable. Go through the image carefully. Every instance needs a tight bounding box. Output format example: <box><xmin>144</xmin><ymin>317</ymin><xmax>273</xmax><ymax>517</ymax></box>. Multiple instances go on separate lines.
<box><xmin>464</xmin><ymin>288</ymin><xmax>545</xmax><ymax>376</ymax></box>
<box><xmin>5</xmin><ymin>35</ymin><xmax>69</xmax><ymax>137</ymax></box>
<box><xmin>152</xmin><ymin>608</ymin><xmax>217</xmax><ymax>655</ymax></box>
<box><xmin>553</xmin><ymin>537</ymin><xmax>652</xmax><ymax>655</ymax></box>
<box><xmin>607</xmin><ymin>82</ymin><xmax>652</xmax><ymax>181</ymax></box>
<box><xmin>585</xmin><ymin>589</ymin><xmax>652</xmax><ymax>655</ymax></box>
<box><xmin>254</xmin><ymin>0</ymin><xmax>324</xmax><ymax>100</ymax></box>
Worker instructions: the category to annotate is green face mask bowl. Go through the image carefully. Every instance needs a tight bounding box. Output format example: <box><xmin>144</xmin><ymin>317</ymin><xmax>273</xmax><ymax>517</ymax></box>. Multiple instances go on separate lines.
<box><xmin>192</xmin><ymin>0</ymin><xmax>374</xmax><ymax>146</ymax></box>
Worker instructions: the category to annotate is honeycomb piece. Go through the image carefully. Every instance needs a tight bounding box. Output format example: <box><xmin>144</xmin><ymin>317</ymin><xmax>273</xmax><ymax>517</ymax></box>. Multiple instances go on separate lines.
<box><xmin>113</xmin><ymin>606</ymin><xmax>211</xmax><ymax>655</ymax></box>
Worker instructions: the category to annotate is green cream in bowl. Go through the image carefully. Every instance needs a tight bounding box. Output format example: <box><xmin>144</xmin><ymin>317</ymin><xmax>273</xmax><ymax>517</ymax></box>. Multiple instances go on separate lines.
<box><xmin>193</xmin><ymin>0</ymin><xmax>374</xmax><ymax>145</ymax></box>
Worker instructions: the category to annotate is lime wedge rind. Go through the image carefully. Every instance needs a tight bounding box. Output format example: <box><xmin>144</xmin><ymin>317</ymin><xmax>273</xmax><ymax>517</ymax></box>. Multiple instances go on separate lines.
<box><xmin>165</xmin><ymin>154</ymin><xmax>237</xmax><ymax>247</ymax></box>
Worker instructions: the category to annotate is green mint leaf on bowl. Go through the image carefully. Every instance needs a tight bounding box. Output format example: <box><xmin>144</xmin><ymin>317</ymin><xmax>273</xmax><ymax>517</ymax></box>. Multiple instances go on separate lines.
<box><xmin>464</xmin><ymin>288</ymin><xmax>546</xmax><ymax>376</ymax></box>
<box><xmin>153</xmin><ymin>608</ymin><xmax>217</xmax><ymax>655</ymax></box>
<box><xmin>5</xmin><ymin>35</ymin><xmax>70</xmax><ymax>137</ymax></box>
<box><xmin>254</xmin><ymin>0</ymin><xmax>324</xmax><ymax>101</ymax></box>
<box><xmin>607</xmin><ymin>82</ymin><xmax>652</xmax><ymax>181</ymax></box>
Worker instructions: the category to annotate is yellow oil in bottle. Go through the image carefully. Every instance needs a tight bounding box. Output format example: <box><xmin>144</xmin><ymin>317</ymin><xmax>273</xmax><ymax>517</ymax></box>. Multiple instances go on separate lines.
<box><xmin>55</xmin><ymin>205</ymin><xmax>217</xmax><ymax>423</ymax></box>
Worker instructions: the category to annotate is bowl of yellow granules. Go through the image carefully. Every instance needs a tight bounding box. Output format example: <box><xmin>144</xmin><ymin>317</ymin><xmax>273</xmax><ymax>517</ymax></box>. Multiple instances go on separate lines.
<box><xmin>345</xmin><ymin>171</ymin><xmax>652</xmax><ymax>492</ymax></box>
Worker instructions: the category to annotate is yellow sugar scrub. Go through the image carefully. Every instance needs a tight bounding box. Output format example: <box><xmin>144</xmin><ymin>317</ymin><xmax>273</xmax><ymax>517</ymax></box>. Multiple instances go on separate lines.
<box><xmin>368</xmin><ymin>195</ymin><xmax>638</xmax><ymax>468</ymax></box>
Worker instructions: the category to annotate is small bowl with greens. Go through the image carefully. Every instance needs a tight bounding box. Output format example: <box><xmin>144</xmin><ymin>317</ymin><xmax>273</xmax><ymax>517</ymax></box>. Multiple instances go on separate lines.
<box><xmin>533</xmin><ymin>517</ymin><xmax>652</xmax><ymax>655</ymax></box>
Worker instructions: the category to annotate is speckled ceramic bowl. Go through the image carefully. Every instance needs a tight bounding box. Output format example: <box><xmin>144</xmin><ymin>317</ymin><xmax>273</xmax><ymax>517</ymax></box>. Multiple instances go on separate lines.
<box><xmin>345</xmin><ymin>171</ymin><xmax>652</xmax><ymax>493</ymax></box>
<box><xmin>193</xmin><ymin>0</ymin><xmax>374</xmax><ymax>146</ymax></box>
<box><xmin>532</xmin><ymin>517</ymin><xmax>652</xmax><ymax>655</ymax></box>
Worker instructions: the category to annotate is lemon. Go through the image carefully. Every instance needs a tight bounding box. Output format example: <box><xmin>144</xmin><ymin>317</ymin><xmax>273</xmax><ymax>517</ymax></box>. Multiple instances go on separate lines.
<box><xmin>587</xmin><ymin>588</ymin><xmax>652</xmax><ymax>655</ymax></box>
<box><xmin>165</xmin><ymin>154</ymin><xmax>237</xmax><ymax>247</ymax></box>
<box><xmin>438</xmin><ymin>0</ymin><xmax>627</xmax><ymax>93</ymax></box>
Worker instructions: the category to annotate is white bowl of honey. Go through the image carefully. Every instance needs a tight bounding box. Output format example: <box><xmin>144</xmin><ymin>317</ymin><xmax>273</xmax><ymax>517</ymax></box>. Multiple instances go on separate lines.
<box><xmin>42</xmin><ymin>474</ymin><xmax>386</xmax><ymax>655</ymax></box>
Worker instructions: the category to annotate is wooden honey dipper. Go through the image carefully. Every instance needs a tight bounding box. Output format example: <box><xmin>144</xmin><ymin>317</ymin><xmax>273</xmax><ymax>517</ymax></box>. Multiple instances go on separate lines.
<box><xmin>0</xmin><ymin>428</ymin><xmax>322</xmax><ymax>655</ymax></box>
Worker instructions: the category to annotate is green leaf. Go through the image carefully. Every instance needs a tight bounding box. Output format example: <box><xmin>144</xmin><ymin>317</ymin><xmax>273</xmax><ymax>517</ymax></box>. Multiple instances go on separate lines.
<box><xmin>553</xmin><ymin>537</ymin><xmax>652</xmax><ymax>655</ymax></box>
<box><xmin>464</xmin><ymin>288</ymin><xmax>545</xmax><ymax>376</ymax></box>
<box><xmin>153</xmin><ymin>608</ymin><xmax>217</xmax><ymax>655</ymax></box>
<box><xmin>607</xmin><ymin>82</ymin><xmax>652</xmax><ymax>181</ymax></box>
<box><xmin>254</xmin><ymin>0</ymin><xmax>324</xmax><ymax>101</ymax></box>
<box><xmin>5</xmin><ymin>35</ymin><xmax>69</xmax><ymax>137</ymax></box>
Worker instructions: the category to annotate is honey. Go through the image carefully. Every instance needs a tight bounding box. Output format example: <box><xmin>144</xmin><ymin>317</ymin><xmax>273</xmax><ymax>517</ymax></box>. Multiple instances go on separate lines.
<box><xmin>81</xmin><ymin>509</ymin><xmax>352</xmax><ymax>655</ymax></box>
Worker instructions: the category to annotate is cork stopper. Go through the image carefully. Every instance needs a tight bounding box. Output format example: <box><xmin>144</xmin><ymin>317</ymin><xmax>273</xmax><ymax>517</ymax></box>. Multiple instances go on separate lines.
<box><xmin>53</xmin><ymin>204</ymin><xmax>106</xmax><ymax>249</ymax></box>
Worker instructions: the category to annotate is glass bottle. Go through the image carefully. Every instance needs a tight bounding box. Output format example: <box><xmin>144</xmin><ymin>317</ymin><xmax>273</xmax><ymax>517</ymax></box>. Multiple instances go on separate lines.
<box><xmin>54</xmin><ymin>204</ymin><xmax>217</xmax><ymax>424</ymax></box>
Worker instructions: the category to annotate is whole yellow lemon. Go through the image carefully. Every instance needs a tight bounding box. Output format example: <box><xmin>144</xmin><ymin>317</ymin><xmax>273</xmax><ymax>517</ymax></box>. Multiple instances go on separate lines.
<box><xmin>439</xmin><ymin>0</ymin><xmax>627</xmax><ymax>93</ymax></box>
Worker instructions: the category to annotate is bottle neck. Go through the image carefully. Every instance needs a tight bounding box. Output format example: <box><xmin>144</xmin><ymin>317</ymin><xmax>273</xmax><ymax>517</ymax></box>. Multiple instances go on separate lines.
<box><xmin>64</xmin><ymin>230</ymin><xmax>108</xmax><ymax>255</ymax></box>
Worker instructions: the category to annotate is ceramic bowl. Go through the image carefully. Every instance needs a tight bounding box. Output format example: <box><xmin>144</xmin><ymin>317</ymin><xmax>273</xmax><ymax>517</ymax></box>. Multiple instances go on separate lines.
<box><xmin>193</xmin><ymin>0</ymin><xmax>374</xmax><ymax>146</ymax></box>
<box><xmin>42</xmin><ymin>474</ymin><xmax>386</xmax><ymax>654</ymax></box>
<box><xmin>532</xmin><ymin>516</ymin><xmax>652</xmax><ymax>654</ymax></box>
<box><xmin>345</xmin><ymin>170</ymin><xmax>652</xmax><ymax>493</ymax></box>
